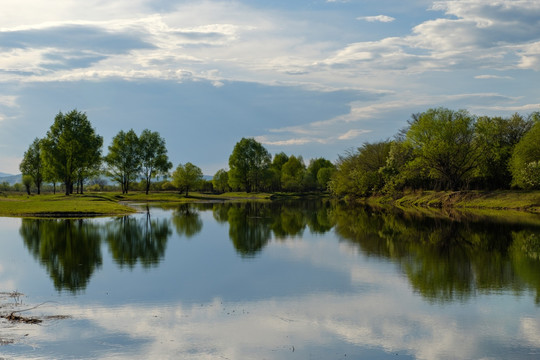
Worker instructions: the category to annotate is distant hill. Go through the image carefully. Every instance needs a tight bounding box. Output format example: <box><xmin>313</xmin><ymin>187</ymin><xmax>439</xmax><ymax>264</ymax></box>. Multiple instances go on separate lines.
<box><xmin>0</xmin><ymin>174</ymin><xmax>22</xmax><ymax>185</ymax></box>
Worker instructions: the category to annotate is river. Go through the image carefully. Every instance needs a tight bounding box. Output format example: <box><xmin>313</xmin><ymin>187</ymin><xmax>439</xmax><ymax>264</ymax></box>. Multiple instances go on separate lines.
<box><xmin>0</xmin><ymin>200</ymin><xmax>539</xmax><ymax>359</ymax></box>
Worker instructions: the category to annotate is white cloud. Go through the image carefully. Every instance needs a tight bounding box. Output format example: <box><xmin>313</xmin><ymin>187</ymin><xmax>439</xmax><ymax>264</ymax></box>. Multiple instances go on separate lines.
<box><xmin>474</xmin><ymin>74</ymin><xmax>513</xmax><ymax>79</ymax></box>
<box><xmin>357</xmin><ymin>15</ymin><xmax>396</xmax><ymax>23</ymax></box>
<box><xmin>338</xmin><ymin>129</ymin><xmax>370</xmax><ymax>140</ymax></box>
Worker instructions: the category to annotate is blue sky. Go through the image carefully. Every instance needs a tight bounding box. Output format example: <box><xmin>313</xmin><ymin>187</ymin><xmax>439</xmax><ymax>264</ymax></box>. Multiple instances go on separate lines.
<box><xmin>1</xmin><ymin>0</ymin><xmax>540</xmax><ymax>175</ymax></box>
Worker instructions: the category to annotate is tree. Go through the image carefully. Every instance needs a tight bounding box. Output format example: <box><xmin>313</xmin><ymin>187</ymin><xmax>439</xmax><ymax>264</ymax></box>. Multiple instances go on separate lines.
<box><xmin>212</xmin><ymin>169</ymin><xmax>230</xmax><ymax>193</ymax></box>
<box><xmin>509</xmin><ymin>120</ymin><xmax>540</xmax><ymax>189</ymax></box>
<box><xmin>228</xmin><ymin>138</ymin><xmax>271</xmax><ymax>192</ymax></box>
<box><xmin>281</xmin><ymin>155</ymin><xmax>306</xmax><ymax>192</ymax></box>
<box><xmin>405</xmin><ymin>108</ymin><xmax>478</xmax><ymax>190</ymax></box>
<box><xmin>474</xmin><ymin>114</ymin><xmax>533</xmax><ymax>189</ymax></box>
<box><xmin>172</xmin><ymin>162</ymin><xmax>203</xmax><ymax>196</ymax></box>
<box><xmin>41</xmin><ymin>110</ymin><xmax>103</xmax><ymax>195</ymax></box>
<box><xmin>139</xmin><ymin>129</ymin><xmax>172</xmax><ymax>195</ymax></box>
<box><xmin>268</xmin><ymin>152</ymin><xmax>289</xmax><ymax>191</ymax></box>
<box><xmin>22</xmin><ymin>175</ymin><xmax>33</xmax><ymax>195</ymax></box>
<box><xmin>306</xmin><ymin>157</ymin><xmax>335</xmax><ymax>191</ymax></box>
<box><xmin>104</xmin><ymin>130</ymin><xmax>141</xmax><ymax>194</ymax></box>
<box><xmin>19</xmin><ymin>138</ymin><xmax>44</xmax><ymax>194</ymax></box>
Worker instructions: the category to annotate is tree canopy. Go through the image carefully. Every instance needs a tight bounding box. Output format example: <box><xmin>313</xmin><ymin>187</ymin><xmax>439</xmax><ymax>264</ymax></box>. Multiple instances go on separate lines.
<box><xmin>172</xmin><ymin>162</ymin><xmax>203</xmax><ymax>196</ymax></box>
<box><xmin>41</xmin><ymin>110</ymin><xmax>103</xmax><ymax>195</ymax></box>
<box><xmin>19</xmin><ymin>138</ymin><xmax>44</xmax><ymax>194</ymax></box>
<box><xmin>228</xmin><ymin>138</ymin><xmax>271</xmax><ymax>192</ymax></box>
<box><xmin>104</xmin><ymin>129</ymin><xmax>141</xmax><ymax>194</ymax></box>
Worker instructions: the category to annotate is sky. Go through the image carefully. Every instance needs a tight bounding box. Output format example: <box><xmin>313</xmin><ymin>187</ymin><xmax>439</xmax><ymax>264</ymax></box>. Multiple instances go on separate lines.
<box><xmin>1</xmin><ymin>0</ymin><xmax>540</xmax><ymax>175</ymax></box>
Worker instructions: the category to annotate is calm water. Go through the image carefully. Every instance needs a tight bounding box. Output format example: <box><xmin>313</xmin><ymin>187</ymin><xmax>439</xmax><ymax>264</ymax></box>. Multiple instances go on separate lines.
<box><xmin>1</xmin><ymin>200</ymin><xmax>540</xmax><ymax>359</ymax></box>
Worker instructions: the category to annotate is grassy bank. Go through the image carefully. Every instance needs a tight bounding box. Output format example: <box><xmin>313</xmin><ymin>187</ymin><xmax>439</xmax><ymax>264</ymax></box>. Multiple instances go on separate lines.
<box><xmin>0</xmin><ymin>191</ymin><xmax>274</xmax><ymax>217</ymax></box>
<box><xmin>363</xmin><ymin>190</ymin><xmax>540</xmax><ymax>214</ymax></box>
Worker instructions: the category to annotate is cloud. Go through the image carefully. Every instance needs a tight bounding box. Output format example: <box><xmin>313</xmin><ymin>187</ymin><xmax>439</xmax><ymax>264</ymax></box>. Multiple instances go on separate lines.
<box><xmin>357</xmin><ymin>15</ymin><xmax>396</xmax><ymax>23</ymax></box>
<box><xmin>338</xmin><ymin>129</ymin><xmax>370</xmax><ymax>140</ymax></box>
<box><xmin>474</xmin><ymin>74</ymin><xmax>513</xmax><ymax>80</ymax></box>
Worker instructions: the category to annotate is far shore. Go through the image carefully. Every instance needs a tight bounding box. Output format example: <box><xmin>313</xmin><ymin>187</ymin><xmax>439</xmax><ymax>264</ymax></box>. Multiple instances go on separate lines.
<box><xmin>0</xmin><ymin>190</ymin><xmax>539</xmax><ymax>218</ymax></box>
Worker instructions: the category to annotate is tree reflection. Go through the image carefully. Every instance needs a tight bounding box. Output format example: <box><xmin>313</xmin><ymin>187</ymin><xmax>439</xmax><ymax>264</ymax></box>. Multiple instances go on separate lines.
<box><xmin>106</xmin><ymin>207</ymin><xmax>171</xmax><ymax>268</ymax></box>
<box><xmin>172</xmin><ymin>204</ymin><xmax>203</xmax><ymax>238</ymax></box>
<box><xmin>331</xmin><ymin>204</ymin><xmax>540</xmax><ymax>304</ymax></box>
<box><xmin>19</xmin><ymin>218</ymin><xmax>102</xmax><ymax>293</ymax></box>
<box><xmin>211</xmin><ymin>200</ymin><xmax>335</xmax><ymax>257</ymax></box>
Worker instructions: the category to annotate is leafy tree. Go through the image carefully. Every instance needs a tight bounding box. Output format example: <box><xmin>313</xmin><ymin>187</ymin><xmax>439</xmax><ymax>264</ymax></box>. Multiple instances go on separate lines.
<box><xmin>139</xmin><ymin>129</ymin><xmax>173</xmax><ymax>195</ymax></box>
<box><xmin>330</xmin><ymin>141</ymin><xmax>391</xmax><ymax>197</ymax></box>
<box><xmin>405</xmin><ymin>108</ymin><xmax>478</xmax><ymax>190</ymax></box>
<box><xmin>212</xmin><ymin>169</ymin><xmax>230</xmax><ymax>193</ymax></box>
<box><xmin>281</xmin><ymin>155</ymin><xmax>306</xmax><ymax>192</ymax></box>
<box><xmin>19</xmin><ymin>138</ymin><xmax>44</xmax><ymax>194</ymax></box>
<box><xmin>306</xmin><ymin>157</ymin><xmax>335</xmax><ymax>191</ymax></box>
<box><xmin>509</xmin><ymin>120</ymin><xmax>540</xmax><ymax>189</ymax></box>
<box><xmin>41</xmin><ymin>110</ymin><xmax>103</xmax><ymax>195</ymax></box>
<box><xmin>317</xmin><ymin>167</ymin><xmax>335</xmax><ymax>190</ymax></box>
<box><xmin>474</xmin><ymin>114</ymin><xmax>533</xmax><ymax>189</ymax></box>
<box><xmin>268</xmin><ymin>152</ymin><xmax>289</xmax><ymax>191</ymax></box>
<box><xmin>104</xmin><ymin>130</ymin><xmax>141</xmax><ymax>194</ymax></box>
<box><xmin>172</xmin><ymin>162</ymin><xmax>203</xmax><ymax>196</ymax></box>
<box><xmin>22</xmin><ymin>175</ymin><xmax>33</xmax><ymax>195</ymax></box>
<box><xmin>228</xmin><ymin>138</ymin><xmax>271</xmax><ymax>192</ymax></box>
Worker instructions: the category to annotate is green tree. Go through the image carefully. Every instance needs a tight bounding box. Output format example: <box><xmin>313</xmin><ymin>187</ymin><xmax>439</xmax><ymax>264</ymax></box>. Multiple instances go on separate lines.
<box><xmin>281</xmin><ymin>155</ymin><xmax>306</xmax><ymax>192</ymax></box>
<box><xmin>405</xmin><ymin>108</ymin><xmax>478</xmax><ymax>190</ymax></box>
<box><xmin>510</xmin><ymin>120</ymin><xmax>540</xmax><ymax>189</ymax></box>
<box><xmin>139</xmin><ymin>129</ymin><xmax>172</xmax><ymax>195</ymax></box>
<box><xmin>22</xmin><ymin>174</ymin><xmax>33</xmax><ymax>195</ymax></box>
<box><xmin>212</xmin><ymin>169</ymin><xmax>230</xmax><ymax>193</ymax></box>
<box><xmin>268</xmin><ymin>152</ymin><xmax>289</xmax><ymax>191</ymax></box>
<box><xmin>474</xmin><ymin>114</ymin><xmax>533</xmax><ymax>189</ymax></box>
<box><xmin>41</xmin><ymin>110</ymin><xmax>103</xmax><ymax>195</ymax></box>
<box><xmin>172</xmin><ymin>162</ymin><xmax>203</xmax><ymax>196</ymax></box>
<box><xmin>104</xmin><ymin>129</ymin><xmax>141</xmax><ymax>194</ymax></box>
<box><xmin>19</xmin><ymin>138</ymin><xmax>44</xmax><ymax>194</ymax></box>
<box><xmin>228</xmin><ymin>138</ymin><xmax>271</xmax><ymax>192</ymax></box>
<box><xmin>330</xmin><ymin>141</ymin><xmax>391</xmax><ymax>197</ymax></box>
<box><xmin>306</xmin><ymin>157</ymin><xmax>335</xmax><ymax>191</ymax></box>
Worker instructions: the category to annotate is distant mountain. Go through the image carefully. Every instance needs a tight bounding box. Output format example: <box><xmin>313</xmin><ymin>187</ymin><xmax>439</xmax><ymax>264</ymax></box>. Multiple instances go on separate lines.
<box><xmin>0</xmin><ymin>172</ymin><xmax>13</xmax><ymax>177</ymax></box>
<box><xmin>203</xmin><ymin>175</ymin><xmax>213</xmax><ymax>181</ymax></box>
<box><xmin>0</xmin><ymin>174</ymin><xmax>22</xmax><ymax>185</ymax></box>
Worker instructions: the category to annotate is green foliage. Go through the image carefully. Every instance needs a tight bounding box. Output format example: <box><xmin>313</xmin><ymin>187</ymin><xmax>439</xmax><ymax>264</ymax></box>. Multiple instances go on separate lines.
<box><xmin>305</xmin><ymin>158</ymin><xmax>335</xmax><ymax>191</ymax></box>
<box><xmin>330</xmin><ymin>141</ymin><xmax>391</xmax><ymax>198</ymax></box>
<box><xmin>212</xmin><ymin>169</ymin><xmax>230</xmax><ymax>193</ymax></box>
<box><xmin>228</xmin><ymin>138</ymin><xmax>271</xmax><ymax>192</ymax></box>
<box><xmin>139</xmin><ymin>129</ymin><xmax>173</xmax><ymax>195</ymax></box>
<box><xmin>172</xmin><ymin>162</ymin><xmax>203</xmax><ymax>196</ymax></box>
<box><xmin>41</xmin><ymin>110</ymin><xmax>103</xmax><ymax>195</ymax></box>
<box><xmin>510</xmin><ymin>120</ymin><xmax>540</xmax><ymax>189</ymax></box>
<box><xmin>474</xmin><ymin>113</ymin><xmax>532</xmax><ymax>189</ymax></box>
<box><xmin>104</xmin><ymin>129</ymin><xmax>141</xmax><ymax>194</ymax></box>
<box><xmin>405</xmin><ymin>108</ymin><xmax>477</xmax><ymax>190</ymax></box>
<box><xmin>19</xmin><ymin>138</ymin><xmax>44</xmax><ymax>194</ymax></box>
<box><xmin>22</xmin><ymin>174</ymin><xmax>33</xmax><ymax>195</ymax></box>
<box><xmin>281</xmin><ymin>155</ymin><xmax>306</xmax><ymax>192</ymax></box>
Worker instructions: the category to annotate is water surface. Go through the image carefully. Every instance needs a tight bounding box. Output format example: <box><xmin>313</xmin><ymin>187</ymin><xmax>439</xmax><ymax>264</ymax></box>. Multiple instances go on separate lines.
<box><xmin>1</xmin><ymin>201</ymin><xmax>539</xmax><ymax>359</ymax></box>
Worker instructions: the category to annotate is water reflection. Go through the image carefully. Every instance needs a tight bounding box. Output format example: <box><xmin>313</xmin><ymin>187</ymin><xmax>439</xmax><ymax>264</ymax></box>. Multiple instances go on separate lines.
<box><xmin>211</xmin><ymin>201</ymin><xmax>334</xmax><ymax>257</ymax></box>
<box><xmin>15</xmin><ymin>201</ymin><xmax>540</xmax><ymax>303</ymax></box>
<box><xmin>331</xmin><ymin>205</ymin><xmax>540</xmax><ymax>303</ymax></box>
<box><xmin>106</xmin><ymin>208</ymin><xmax>171</xmax><ymax>269</ymax></box>
<box><xmin>171</xmin><ymin>204</ymin><xmax>203</xmax><ymax>238</ymax></box>
<box><xmin>20</xmin><ymin>218</ymin><xmax>102</xmax><ymax>292</ymax></box>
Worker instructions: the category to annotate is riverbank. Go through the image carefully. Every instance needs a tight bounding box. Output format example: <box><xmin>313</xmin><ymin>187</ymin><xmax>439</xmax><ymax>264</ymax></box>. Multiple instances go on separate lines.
<box><xmin>2</xmin><ymin>190</ymin><xmax>539</xmax><ymax>217</ymax></box>
<box><xmin>360</xmin><ymin>190</ymin><xmax>540</xmax><ymax>214</ymax></box>
<box><xmin>0</xmin><ymin>191</ymin><xmax>274</xmax><ymax>217</ymax></box>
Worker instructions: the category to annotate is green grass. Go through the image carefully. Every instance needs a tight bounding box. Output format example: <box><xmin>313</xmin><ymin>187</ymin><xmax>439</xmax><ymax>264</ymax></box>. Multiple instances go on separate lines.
<box><xmin>0</xmin><ymin>193</ymin><xmax>137</xmax><ymax>217</ymax></box>
<box><xmin>0</xmin><ymin>191</ymin><xmax>274</xmax><ymax>217</ymax></box>
<box><xmin>365</xmin><ymin>190</ymin><xmax>540</xmax><ymax>214</ymax></box>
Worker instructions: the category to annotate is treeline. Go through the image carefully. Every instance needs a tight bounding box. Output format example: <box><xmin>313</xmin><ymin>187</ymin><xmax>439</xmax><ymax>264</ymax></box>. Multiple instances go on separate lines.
<box><xmin>330</xmin><ymin>107</ymin><xmax>540</xmax><ymax>198</ymax></box>
<box><xmin>17</xmin><ymin>110</ymin><xmax>336</xmax><ymax>195</ymax></box>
